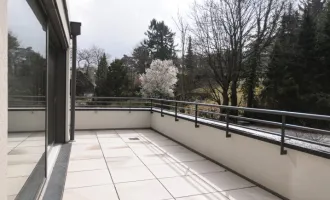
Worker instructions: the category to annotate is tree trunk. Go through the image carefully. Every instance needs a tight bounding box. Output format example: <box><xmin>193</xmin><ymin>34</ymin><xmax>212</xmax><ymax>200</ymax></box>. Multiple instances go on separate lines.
<box><xmin>247</xmin><ymin>64</ymin><xmax>257</xmax><ymax>108</ymax></box>
<box><xmin>230</xmin><ymin>80</ymin><xmax>238</xmax><ymax>107</ymax></box>
<box><xmin>222</xmin><ymin>90</ymin><xmax>229</xmax><ymax>106</ymax></box>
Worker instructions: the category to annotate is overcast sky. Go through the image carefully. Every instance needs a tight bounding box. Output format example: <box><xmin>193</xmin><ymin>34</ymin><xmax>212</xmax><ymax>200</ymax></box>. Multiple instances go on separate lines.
<box><xmin>68</xmin><ymin>0</ymin><xmax>195</xmax><ymax>59</ymax></box>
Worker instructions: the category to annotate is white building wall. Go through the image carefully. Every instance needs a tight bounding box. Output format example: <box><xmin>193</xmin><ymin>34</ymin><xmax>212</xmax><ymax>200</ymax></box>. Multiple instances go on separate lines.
<box><xmin>0</xmin><ymin>0</ymin><xmax>8</xmax><ymax>199</ymax></box>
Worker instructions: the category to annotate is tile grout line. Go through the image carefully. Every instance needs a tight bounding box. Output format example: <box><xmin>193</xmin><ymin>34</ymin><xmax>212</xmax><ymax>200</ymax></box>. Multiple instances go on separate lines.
<box><xmin>96</xmin><ymin>130</ymin><xmax>122</xmax><ymax>200</ymax></box>
<box><xmin>120</xmin><ymin>129</ymin><xmax>176</xmax><ymax>200</ymax></box>
<box><xmin>8</xmin><ymin>133</ymin><xmax>32</xmax><ymax>154</ymax></box>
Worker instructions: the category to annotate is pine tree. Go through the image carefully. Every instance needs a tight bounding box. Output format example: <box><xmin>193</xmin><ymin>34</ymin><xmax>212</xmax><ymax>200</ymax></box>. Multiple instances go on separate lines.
<box><xmin>185</xmin><ymin>36</ymin><xmax>194</xmax><ymax>71</ymax></box>
<box><xmin>95</xmin><ymin>53</ymin><xmax>108</xmax><ymax>96</ymax></box>
<box><xmin>143</xmin><ymin>19</ymin><xmax>176</xmax><ymax>60</ymax></box>
<box><xmin>105</xmin><ymin>59</ymin><xmax>129</xmax><ymax>97</ymax></box>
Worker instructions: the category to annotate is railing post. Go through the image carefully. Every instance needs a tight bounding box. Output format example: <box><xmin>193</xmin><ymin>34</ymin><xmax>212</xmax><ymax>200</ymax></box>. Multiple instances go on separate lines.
<box><xmin>175</xmin><ymin>102</ymin><xmax>179</xmax><ymax>121</ymax></box>
<box><xmin>161</xmin><ymin>100</ymin><xmax>164</xmax><ymax>117</ymax></box>
<box><xmin>281</xmin><ymin>115</ymin><xmax>287</xmax><ymax>155</ymax></box>
<box><xmin>150</xmin><ymin>99</ymin><xmax>153</xmax><ymax>113</ymax></box>
<box><xmin>195</xmin><ymin>104</ymin><xmax>199</xmax><ymax>128</ymax></box>
<box><xmin>226</xmin><ymin>110</ymin><xmax>231</xmax><ymax>138</ymax></box>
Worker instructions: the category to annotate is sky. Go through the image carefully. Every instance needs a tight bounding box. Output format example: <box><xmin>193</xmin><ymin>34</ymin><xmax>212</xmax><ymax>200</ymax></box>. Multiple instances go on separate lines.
<box><xmin>68</xmin><ymin>0</ymin><xmax>196</xmax><ymax>59</ymax></box>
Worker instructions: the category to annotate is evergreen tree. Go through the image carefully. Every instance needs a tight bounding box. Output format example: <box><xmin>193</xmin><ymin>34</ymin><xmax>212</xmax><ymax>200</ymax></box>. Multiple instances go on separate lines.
<box><xmin>143</xmin><ymin>19</ymin><xmax>176</xmax><ymax>60</ymax></box>
<box><xmin>95</xmin><ymin>53</ymin><xmax>108</xmax><ymax>96</ymax></box>
<box><xmin>262</xmin><ymin>5</ymin><xmax>300</xmax><ymax>111</ymax></box>
<box><xmin>105</xmin><ymin>59</ymin><xmax>129</xmax><ymax>97</ymax></box>
<box><xmin>185</xmin><ymin>36</ymin><xmax>194</xmax><ymax>71</ymax></box>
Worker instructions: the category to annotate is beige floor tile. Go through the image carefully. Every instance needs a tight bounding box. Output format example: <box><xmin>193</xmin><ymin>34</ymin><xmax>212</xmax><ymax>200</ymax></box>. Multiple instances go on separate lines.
<box><xmin>7</xmin><ymin>176</ymin><xmax>28</xmax><ymax>196</ymax></box>
<box><xmin>151</xmin><ymin>139</ymin><xmax>179</xmax><ymax>147</ymax></box>
<box><xmin>68</xmin><ymin>159</ymin><xmax>107</xmax><ymax>172</ymax></box>
<box><xmin>159</xmin><ymin>175</ymin><xmax>217</xmax><ymax>198</ymax></box>
<box><xmin>147</xmin><ymin>162</ymin><xmax>189</xmax><ymax>178</ymax></box>
<box><xmin>116</xmin><ymin>179</ymin><xmax>172</xmax><ymax>200</ymax></box>
<box><xmin>221</xmin><ymin>187</ymin><xmax>281</xmax><ymax>200</ymax></box>
<box><xmin>110</xmin><ymin>165</ymin><xmax>155</xmax><ymax>183</ymax></box>
<box><xmin>183</xmin><ymin>160</ymin><xmax>226</xmax><ymax>175</ymax></box>
<box><xmin>8</xmin><ymin>133</ymin><xmax>31</xmax><ymax>140</ymax></box>
<box><xmin>8</xmin><ymin>154</ymin><xmax>42</xmax><ymax>165</ymax></box>
<box><xmin>138</xmin><ymin>154</ymin><xmax>177</xmax><ymax>165</ymax></box>
<box><xmin>70</xmin><ymin>144</ymin><xmax>101</xmax><ymax>153</ymax></box>
<box><xmin>7</xmin><ymin>195</ymin><xmax>16</xmax><ymax>200</ymax></box>
<box><xmin>158</xmin><ymin>145</ymin><xmax>192</xmax><ymax>154</ymax></box>
<box><xmin>7</xmin><ymin>163</ymin><xmax>36</xmax><ymax>178</ymax></box>
<box><xmin>106</xmin><ymin>156</ymin><xmax>144</xmax><ymax>169</ymax></box>
<box><xmin>70</xmin><ymin>150</ymin><xmax>103</xmax><ymax>160</ymax></box>
<box><xmin>25</xmin><ymin>134</ymin><xmax>45</xmax><ymax>141</ymax></box>
<box><xmin>97</xmin><ymin>130</ymin><xmax>118</xmax><ymax>138</ymax></box>
<box><xmin>65</xmin><ymin>170</ymin><xmax>112</xmax><ymax>189</ymax></box>
<box><xmin>63</xmin><ymin>184</ymin><xmax>118</xmax><ymax>200</ymax></box>
<box><xmin>100</xmin><ymin>142</ymin><xmax>128</xmax><ymax>150</ymax></box>
<box><xmin>72</xmin><ymin>138</ymin><xmax>99</xmax><ymax>145</ymax></box>
<box><xmin>169</xmin><ymin>152</ymin><xmax>205</xmax><ymax>163</ymax></box>
<box><xmin>196</xmin><ymin>172</ymin><xmax>254</xmax><ymax>192</ymax></box>
<box><xmin>98</xmin><ymin>137</ymin><xmax>125</xmax><ymax>143</ymax></box>
<box><xmin>74</xmin><ymin>131</ymin><xmax>97</xmax><ymax>139</ymax></box>
<box><xmin>130</xmin><ymin>146</ymin><xmax>164</xmax><ymax>156</ymax></box>
<box><xmin>9</xmin><ymin>146</ymin><xmax>45</xmax><ymax>155</ymax></box>
<box><xmin>103</xmin><ymin>148</ymin><xmax>135</xmax><ymax>158</ymax></box>
<box><xmin>121</xmin><ymin>136</ymin><xmax>148</xmax><ymax>143</ymax></box>
<box><xmin>8</xmin><ymin>142</ymin><xmax>21</xmax><ymax>148</ymax></box>
<box><xmin>176</xmin><ymin>192</ymin><xmax>229</xmax><ymax>200</ymax></box>
<box><xmin>18</xmin><ymin>140</ymin><xmax>45</xmax><ymax>147</ymax></box>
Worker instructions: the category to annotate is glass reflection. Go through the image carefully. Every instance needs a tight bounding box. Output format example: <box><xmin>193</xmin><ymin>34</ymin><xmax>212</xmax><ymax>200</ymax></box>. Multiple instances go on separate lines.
<box><xmin>7</xmin><ymin>0</ymin><xmax>46</xmax><ymax>199</ymax></box>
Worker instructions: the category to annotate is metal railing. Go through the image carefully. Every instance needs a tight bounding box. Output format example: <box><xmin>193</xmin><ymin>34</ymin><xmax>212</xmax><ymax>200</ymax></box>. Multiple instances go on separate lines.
<box><xmin>75</xmin><ymin>97</ymin><xmax>330</xmax><ymax>155</ymax></box>
<box><xmin>8</xmin><ymin>95</ymin><xmax>46</xmax><ymax>107</ymax></box>
<box><xmin>10</xmin><ymin>96</ymin><xmax>330</xmax><ymax>154</ymax></box>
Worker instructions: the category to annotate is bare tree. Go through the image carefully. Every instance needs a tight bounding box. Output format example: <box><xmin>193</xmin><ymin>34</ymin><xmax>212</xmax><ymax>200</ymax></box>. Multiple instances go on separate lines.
<box><xmin>173</xmin><ymin>11</ymin><xmax>189</xmax><ymax>100</ymax></box>
<box><xmin>77</xmin><ymin>45</ymin><xmax>110</xmax><ymax>69</ymax></box>
<box><xmin>190</xmin><ymin>0</ymin><xmax>285</xmax><ymax>107</ymax></box>
<box><xmin>244</xmin><ymin>0</ymin><xmax>285</xmax><ymax>108</ymax></box>
<box><xmin>191</xmin><ymin>0</ymin><xmax>255</xmax><ymax>106</ymax></box>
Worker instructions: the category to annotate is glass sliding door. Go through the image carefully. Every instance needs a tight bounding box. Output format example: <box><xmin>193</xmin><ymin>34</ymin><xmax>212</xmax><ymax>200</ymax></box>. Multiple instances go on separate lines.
<box><xmin>7</xmin><ymin>0</ymin><xmax>47</xmax><ymax>199</ymax></box>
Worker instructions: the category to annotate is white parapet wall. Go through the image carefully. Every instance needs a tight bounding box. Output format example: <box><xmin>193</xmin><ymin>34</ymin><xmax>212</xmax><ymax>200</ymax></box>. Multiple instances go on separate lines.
<box><xmin>74</xmin><ymin>109</ymin><xmax>151</xmax><ymax>130</ymax></box>
<box><xmin>8</xmin><ymin>109</ymin><xmax>151</xmax><ymax>132</ymax></box>
<box><xmin>8</xmin><ymin>109</ymin><xmax>46</xmax><ymax>132</ymax></box>
<box><xmin>151</xmin><ymin>113</ymin><xmax>330</xmax><ymax>200</ymax></box>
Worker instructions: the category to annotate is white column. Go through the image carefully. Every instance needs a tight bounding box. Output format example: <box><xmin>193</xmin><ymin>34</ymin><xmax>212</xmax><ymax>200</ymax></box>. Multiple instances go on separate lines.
<box><xmin>0</xmin><ymin>0</ymin><xmax>8</xmax><ymax>199</ymax></box>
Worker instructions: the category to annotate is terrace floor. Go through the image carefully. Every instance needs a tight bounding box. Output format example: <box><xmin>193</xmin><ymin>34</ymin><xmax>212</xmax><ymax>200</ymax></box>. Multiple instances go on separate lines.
<box><xmin>62</xmin><ymin>129</ymin><xmax>282</xmax><ymax>200</ymax></box>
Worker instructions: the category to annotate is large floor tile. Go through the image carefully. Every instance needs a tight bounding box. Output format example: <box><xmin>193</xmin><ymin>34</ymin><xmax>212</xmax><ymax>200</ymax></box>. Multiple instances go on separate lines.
<box><xmin>103</xmin><ymin>148</ymin><xmax>135</xmax><ymax>158</ymax></box>
<box><xmin>74</xmin><ymin>131</ymin><xmax>97</xmax><ymax>139</ymax></box>
<box><xmin>71</xmin><ymin>144</ymin><xmax>101</xmax><ymax>153</ymax></box>
<box><xmin>97</xmin><ymin>130</ymin><xmax>118</xmax><ymax>138</ymax></box>
<box><xmin>138</xmin><ymin>154</ymin><xmax>178</xmax><ymax>165</ymax></box>
<box><xmin>7</xmin><ymin>142</ymin><xmax>21</xmax><ymax>148</ymax></box>
<box><xmin>100</xmin><ymin>142</ymin><xmax>128</xmax><ymax>150</ymax></box>
<box><xmin>196</xmin><ymin>172</ymin><xmax>255</xmax><ymax>192</ymax></box>
<box><xmin>116</xmin><ymin>179</ymin><xmax>172</xmax><ymax>200</ymax></box>
<box><xmin>147</xmin><ymin>162</ymin><xmax>189</xmax><ymax>178</ymax></box>
<box><xmin>159</xmin><ymin>175</ymin><xmax>217</xmax><ymax>198</ymax></box>
<box><xmin>221</xmin><ymin>187</ymin><xmax>281</xmax><ymax>200</ymax></box>
<box><xmin>183</xmin><ymin>160</ymin><xmax>226</xmax><ymax>175</ymax></box>
<box><xmin>9</xmin><ymin>146</ymin><xmax>45</xmax><ymax>155</ymax></box>
<box><xmin>106</xmin><ymin>156</ymin><xmax>144</xmax><ymax>169</ymax></box>
<box><xmin>70</xmin><ymin>150</ymin><xmax>103</xmax><ymax>160</ymax></box>
<box><xmin>8</xmin><ymin>133</ymin><xmax>31</xmax><ymax>141</ymax></box>
<box><xmin>72</xmin><ymin>138</ymin><xmax>99</xmax><ymax>145</ymax></box>
<box><xmin>68</xmin><ymin>159</ymin><xmax>107</xmax><ymax>172</ymax></box>
<box><xmin>158</xmin><ymin>145</ymin><xmax>192</xmax><ymax>154</ymax></box>
<box><xmin>130</xmin><ymin>145</ymin><xmax>164</xmax><ymax>156</ymax></box>
<box><xmin>98</xmin><ymin>137</ymin><xmax>124</xmax><ymax>143</ymax></box>
<box><xmin>18</xmin><ymin>140</ymin><xmax>45</xmax><ymax>147</ymax></box>
<box><xmin>7</xmin><ymin>195</ymin><xmax>16</xmax><ymax>200</ymax></box>
<box><xmin>63</xmin><ymin>184</ymin><xmax>118</xmax><ymax>200</ymax></box>
<box><xmin>65</xmin><ymin>170</ymin><xmax>112</xmax><ymax>189</ymax></box>
<box><xmin>8</xmin><ymin>154</ymin><xmax>42</xmax><ymax>165</ymax></box>
<box><xmin>7</xmin><ymin>163</ymin><xmax>36</xmax><ymax>178</ymax></box>
<box><xmin>176</xmin><ymin>192</ymin><xmax>229</xmax><ymax>200</ymax></box>
<box><xmin>7</xmin><ymin>177</ymin><xmax>28</xmax><ymax>196</ymax></box>
<box><xmin>110</xmin><ymin>165</ymin><xmax>155</xmax><ymax>183</ymax></box>
<box><xmin>151</xmin><ymin>139</ymin><xmax>179</xmax><ymax>147</ymax></box>
<box><xmin>169</xmin><ymin>152</ymin><xmax>205</xmax><ymax>162</ymax></box>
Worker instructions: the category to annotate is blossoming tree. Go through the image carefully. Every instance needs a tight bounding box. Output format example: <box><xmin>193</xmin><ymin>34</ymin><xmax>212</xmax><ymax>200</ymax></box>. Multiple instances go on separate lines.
<box><xmin>140</xmin><ymin>59</ymin><xmax>178</xmax><ymax>98</ymax></box>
